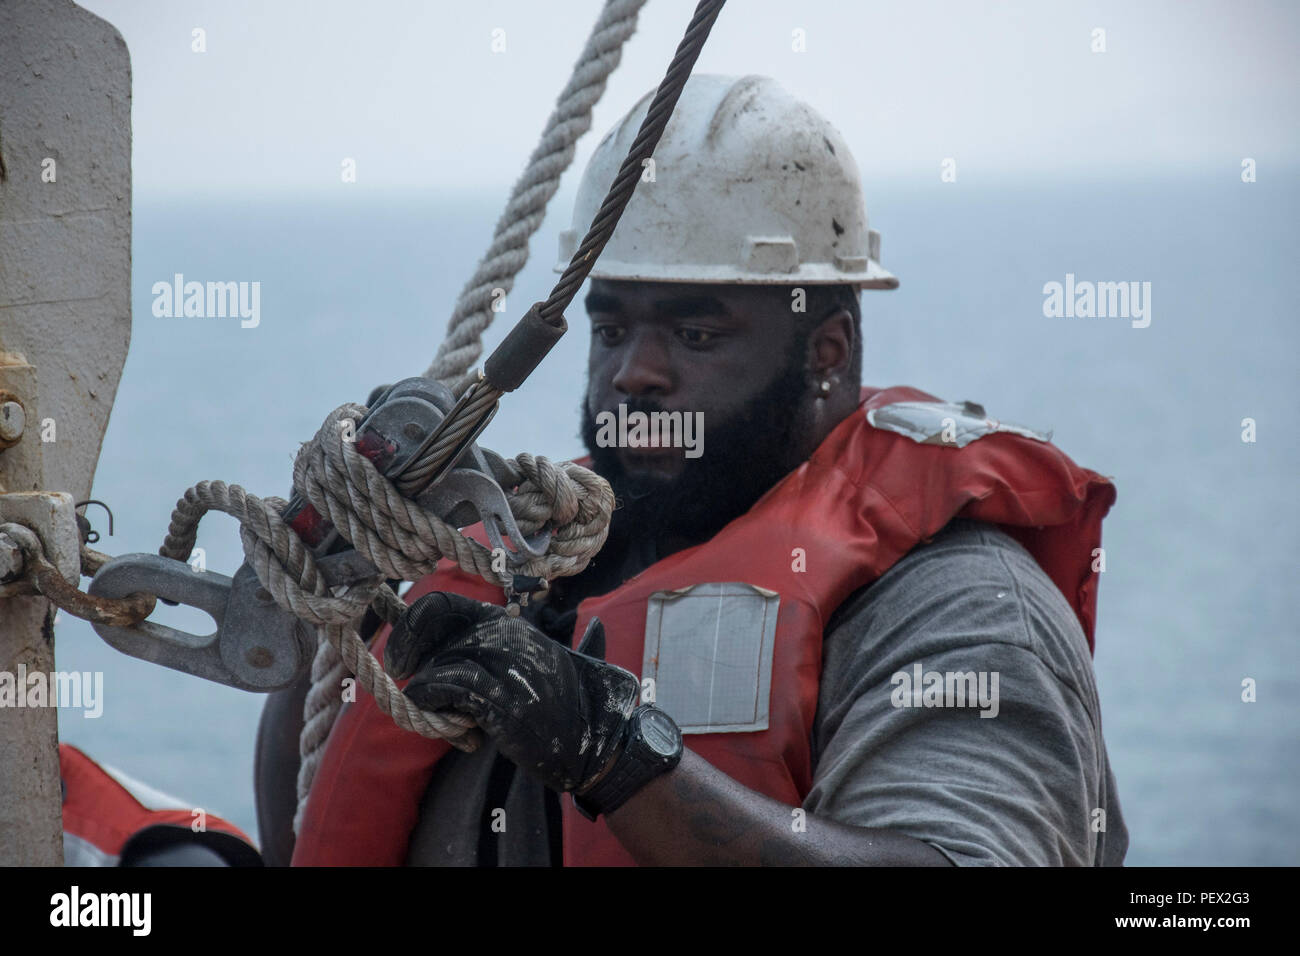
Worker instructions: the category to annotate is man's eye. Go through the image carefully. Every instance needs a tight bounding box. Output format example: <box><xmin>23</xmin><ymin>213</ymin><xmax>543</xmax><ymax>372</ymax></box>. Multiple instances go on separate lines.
<box><xmin>677</xmin><ymin>327</ymin><xmax>717</xmax><ymax>347</ymax></box>
<box><xmin>592</xmin><ymin>325</ymin><xmax>625</xmax><ymax>345</ymax></box>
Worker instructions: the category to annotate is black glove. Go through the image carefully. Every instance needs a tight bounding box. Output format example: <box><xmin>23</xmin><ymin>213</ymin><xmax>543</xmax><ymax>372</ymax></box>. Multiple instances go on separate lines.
<box><xmin>384</xmin><ymin>592</ymin><xmax>640</xmax><ymax>795</ymax></box>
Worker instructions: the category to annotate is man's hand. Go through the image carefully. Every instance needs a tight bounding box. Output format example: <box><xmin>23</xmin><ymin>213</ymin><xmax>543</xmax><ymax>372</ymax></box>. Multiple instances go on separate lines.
<box><xmin>385</xmin><ymin>592</ymin><xmax>640</xmax><ymax>794</ymax></box>
<box><xmin>385</xmin><ymin>593</ymin><xmax>953</xmax><ymax>866</ymax></box>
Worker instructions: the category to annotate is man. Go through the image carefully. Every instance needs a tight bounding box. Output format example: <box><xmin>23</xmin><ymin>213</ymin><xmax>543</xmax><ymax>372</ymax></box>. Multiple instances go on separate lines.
<box><xmin>258</xmin><ymin>74</ymin><xmax>1127</xmax><ymax>866</ymax></box>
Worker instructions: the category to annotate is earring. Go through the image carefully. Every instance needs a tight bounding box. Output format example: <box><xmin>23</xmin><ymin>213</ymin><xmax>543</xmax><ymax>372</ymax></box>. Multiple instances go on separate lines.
<box><xmin>818</xmin><ymin>379</ymin><xmax>832</xmax><ymax>397</ymax></box>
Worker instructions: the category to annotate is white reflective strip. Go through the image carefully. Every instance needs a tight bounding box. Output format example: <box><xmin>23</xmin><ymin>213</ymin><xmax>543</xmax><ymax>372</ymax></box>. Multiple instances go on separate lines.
<box><xmin>97</xmin><ymin>761</ymin><xmax>192</xmax><ymax>811</ymax></box>
<box><xmin>63</xmin><ymin>831</ymin><xmax>119</xmax><ymax>867</ymax></box>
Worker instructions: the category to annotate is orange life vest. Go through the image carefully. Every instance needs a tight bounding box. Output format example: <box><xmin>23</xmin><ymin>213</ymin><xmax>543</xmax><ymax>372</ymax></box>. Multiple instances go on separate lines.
<box><xmin>60</xmin><ymin>743</ymin><xmax>261</xmax><ymax>866</ymax></box>
<box><xmin>291</xmin><ymin>385</ymin><xmax>1115</xmax><ymax>866</ymax></box>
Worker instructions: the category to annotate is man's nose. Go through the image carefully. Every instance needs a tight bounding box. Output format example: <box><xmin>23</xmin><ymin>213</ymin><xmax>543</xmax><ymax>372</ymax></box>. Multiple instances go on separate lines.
<box><xmin>610</xmin><ymin>328</ymin><xmax>674</xmax><ymax>397</ymax></box>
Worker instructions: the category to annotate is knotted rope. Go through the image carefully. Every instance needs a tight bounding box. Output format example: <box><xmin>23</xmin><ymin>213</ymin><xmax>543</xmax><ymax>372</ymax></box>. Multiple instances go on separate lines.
<box><xmin>159</xmin><ymin>403</ymin><xmax>614</xmax><ymax>831</ymax></box>
<box><xmin>242</xmin><ymin>0</ymin><xmax>652</xmax><ymax>832</ymax></box>
<box><xmin>273</xmin><ymin>0</ymin><xmax>656</xmax><ymax>829</ymax></box>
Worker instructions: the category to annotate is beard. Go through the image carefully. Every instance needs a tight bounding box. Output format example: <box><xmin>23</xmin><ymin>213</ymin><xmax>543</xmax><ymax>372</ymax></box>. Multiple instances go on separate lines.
<box><xmin>580</xmin><ymin>358</ymin><xmax>811</xmax><ymax>546</ymax></box>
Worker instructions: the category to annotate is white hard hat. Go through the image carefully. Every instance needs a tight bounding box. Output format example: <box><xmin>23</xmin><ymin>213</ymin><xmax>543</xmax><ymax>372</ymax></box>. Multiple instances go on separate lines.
<box><xmin>557</xmin><ymin>73</ymin><xmax>898</xmax><ymax>290</ymax></box>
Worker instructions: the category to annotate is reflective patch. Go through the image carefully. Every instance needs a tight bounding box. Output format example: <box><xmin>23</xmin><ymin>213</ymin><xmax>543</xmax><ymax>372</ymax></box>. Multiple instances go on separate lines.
<box><xmin>642</xmin><ymin>582</ymin><xmax>779</xmax><ymax>734</ymax></box>
<box><xmin>867</xmin><ymin>399</ymin><xmax>1052</xmax><ymax>448</ymax></box>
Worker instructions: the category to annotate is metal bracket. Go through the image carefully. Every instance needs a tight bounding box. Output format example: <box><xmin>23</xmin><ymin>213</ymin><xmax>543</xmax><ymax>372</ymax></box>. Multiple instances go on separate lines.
<box><xmin>89</xmin><ymin>553</ymin><xmax>318</xmax><ymax>692</ymax></box>
<box><xmin>0</xmin><ymin>491</ymin><xmax>81</xmax><ymax>597</ymax></box>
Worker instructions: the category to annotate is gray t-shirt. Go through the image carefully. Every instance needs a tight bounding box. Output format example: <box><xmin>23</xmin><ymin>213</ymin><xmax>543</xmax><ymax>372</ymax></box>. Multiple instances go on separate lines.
<box><xmin>405</xmin><ymin>518</ymin><xmax>1127</xmax><ymax>866</ymax></box>
<box><xmin>806</xmin><ymin>518</ymin><xmax>1127</xmax><ymax>866</ymax></box>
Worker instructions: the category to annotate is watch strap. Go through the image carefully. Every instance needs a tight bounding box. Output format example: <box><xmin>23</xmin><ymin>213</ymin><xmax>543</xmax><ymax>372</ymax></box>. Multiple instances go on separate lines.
<box><xmin>573</xmin><ymin>705</ymin><xmax>681</xmax><ymax>820</ymax></box>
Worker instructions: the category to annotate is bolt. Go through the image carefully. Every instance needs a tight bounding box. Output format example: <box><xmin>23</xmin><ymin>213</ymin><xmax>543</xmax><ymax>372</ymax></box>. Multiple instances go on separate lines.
<box><xmin>0</xmin><ymin>532</ymin><xmax>25</xmax><ymax>582</ymax></box>
<box><xmin>0</xmin><ymin>401</ymin><xmax>24</xmax><ymax>443</ymax></box>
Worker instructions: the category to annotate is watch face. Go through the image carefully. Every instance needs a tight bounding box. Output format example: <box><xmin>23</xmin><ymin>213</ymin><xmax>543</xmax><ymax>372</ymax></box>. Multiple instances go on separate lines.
<box><xmin>639</xmin><ymin>709</ymin><xmax>681</xmax><ymax>756</ymax></box>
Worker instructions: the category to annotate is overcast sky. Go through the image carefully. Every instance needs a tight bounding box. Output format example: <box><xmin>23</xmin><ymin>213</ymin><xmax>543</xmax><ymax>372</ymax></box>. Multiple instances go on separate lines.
<box><xmin>77</xmin><ymin>0</ymin><xmax>1299</xmax><ymax>198</ymax></box>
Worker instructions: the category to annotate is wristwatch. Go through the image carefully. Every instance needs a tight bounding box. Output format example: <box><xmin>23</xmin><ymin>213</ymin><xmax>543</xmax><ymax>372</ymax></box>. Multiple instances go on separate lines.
<box><xmin>572</xmin><ymin>704</ymin><xmax>683</xmax><ymax>821</ymax></box>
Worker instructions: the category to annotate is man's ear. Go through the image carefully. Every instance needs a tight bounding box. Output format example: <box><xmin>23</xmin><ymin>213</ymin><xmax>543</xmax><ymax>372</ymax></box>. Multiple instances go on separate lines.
<box><xmin>807</xmin><ymin>308</ymin><xmax>855</xmax><ymax>379</ymax></box>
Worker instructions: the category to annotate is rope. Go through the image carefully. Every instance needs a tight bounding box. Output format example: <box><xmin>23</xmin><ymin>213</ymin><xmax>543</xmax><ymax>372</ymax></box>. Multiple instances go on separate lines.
<box><xmin>287</xmin><ymin>0</ymin><xmax>725</xmax><ymax>832</ymax></box>
<box><xmin>6</xmin><ymin>404</ymin><xmax>612</xmax><ymax>834</ymax></box>
<box><xmin>424</xmin><ymin>0</ymin><xmax>650</xmax><ymax>391</ymax></box>
<box><xmin>281</xmin><ymin>0</ymin><xmax>653</xmax><ymax>831</ymax></box>
<box><xmin>153</xmin><ymin>403</ymin><xmax>613</xmax><ymax>832</ymax></box>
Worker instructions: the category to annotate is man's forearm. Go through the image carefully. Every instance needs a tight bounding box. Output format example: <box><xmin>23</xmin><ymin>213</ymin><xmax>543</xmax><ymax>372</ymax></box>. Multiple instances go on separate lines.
<box><xmin>604</xmin><ymin>749</ymin><xmax>953</xmax><ymax>866</ymax></box>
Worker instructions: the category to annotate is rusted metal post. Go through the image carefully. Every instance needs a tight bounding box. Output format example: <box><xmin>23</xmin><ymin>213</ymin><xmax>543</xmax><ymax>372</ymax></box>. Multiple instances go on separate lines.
<box><xmin>0</xmin><ymin>0</ymin><xmax>132</xmax><ymax>865</ymax></box>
